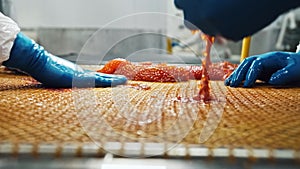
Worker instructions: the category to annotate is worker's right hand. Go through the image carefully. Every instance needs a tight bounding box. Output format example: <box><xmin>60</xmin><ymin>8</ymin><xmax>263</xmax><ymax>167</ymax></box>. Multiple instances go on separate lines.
<box><xmin>225</xmin><ymin>51</ymin><xmax>300</xmax><ymax>87</ymax></box>
<box><xmin>2</xmin><ymin>32</ymin><xmax>127</xmax><ymax>88</ymax></box>
<box><xmin>174</xmin><ymin>0</ymin><xmax>300</xmax><ymax>41</ymax></box>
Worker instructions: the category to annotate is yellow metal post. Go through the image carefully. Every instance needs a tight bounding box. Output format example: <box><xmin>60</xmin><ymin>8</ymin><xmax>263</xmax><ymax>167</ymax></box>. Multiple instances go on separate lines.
<box><xmin>240</xmin><ymin>36</ymin><xmax>251</xmax><ymax>62</ymax></box>
<box><xmin>166</xmin><ymin>37</ymin><xmax>172</xmax><ymax>54</ymax></box>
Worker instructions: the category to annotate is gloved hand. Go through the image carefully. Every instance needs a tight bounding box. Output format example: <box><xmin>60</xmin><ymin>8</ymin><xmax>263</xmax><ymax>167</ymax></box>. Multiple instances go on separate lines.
<box><xmin>225</xmin><ymin>51</ymin><xmax>300</xmax><ymax>87</ymax></box>
<box><xmin>3</xmin><ymin>32</ymin><xmax>127</xmax><ymax>88</ymax></box>
<box><xmin>174</xmin><ymin>0</ymin><xmax>300</xmax><ymax>41</ymax></box>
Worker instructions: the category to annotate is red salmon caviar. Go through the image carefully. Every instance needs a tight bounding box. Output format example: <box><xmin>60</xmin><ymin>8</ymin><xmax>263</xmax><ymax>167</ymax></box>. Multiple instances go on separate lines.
<box><xmin>98</xmin><ymin>59</ymin><xmax>237</xmax><ymax>82</ymax></box>
<box><xmin>97</xmin><ymin>58</ymin><xmax>128</xmax><ymax>74</ymax></box>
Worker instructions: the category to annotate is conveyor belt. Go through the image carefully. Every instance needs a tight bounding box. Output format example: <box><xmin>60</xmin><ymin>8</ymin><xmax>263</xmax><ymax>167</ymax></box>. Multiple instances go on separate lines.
<box><xmin>0</xmin><ymin>67</ymin><xmax>299</xmax><ymax>159</ymax></box>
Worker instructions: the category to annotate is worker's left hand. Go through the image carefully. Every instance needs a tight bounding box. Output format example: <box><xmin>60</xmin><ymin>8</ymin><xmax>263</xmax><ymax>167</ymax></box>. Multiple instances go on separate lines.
<box><xmin>225</xmin><ymin>51</ymin><xmax>300</xmax><ymax>87</ymax></box>
<box><xmin>3</xmin><ymin>32</ymin><xmax>127</xmax><ymax>88</ymax></box>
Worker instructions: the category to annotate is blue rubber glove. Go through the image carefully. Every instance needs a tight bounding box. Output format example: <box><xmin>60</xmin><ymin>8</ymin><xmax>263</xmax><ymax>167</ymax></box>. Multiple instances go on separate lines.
<box><xmin>225</xmin><ymin>52</ymin><xmax>300</xmax><ymax>87</ymax></box>
<box><xmin>174</xmin><ymin>0</ymin><xmax>300</xmax><ymax>41</ymax></box>
<box><xmin>2</xmin><ymin>32</ymin><xmax>127</xmax><ymax>88</ymax></box>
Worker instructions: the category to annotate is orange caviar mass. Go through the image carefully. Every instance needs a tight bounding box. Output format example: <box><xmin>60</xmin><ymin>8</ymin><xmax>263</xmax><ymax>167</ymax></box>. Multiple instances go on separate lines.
<box><xmin>97</xmin><ymin>59</ymin><xmax>237</xmax><ymax>82</ymax></box>
<box><xmin>97</xmin><ymin>58</ymin><xmax>129</xmax><ymax>74</ymax></box>
<box><xmin>97</xmin><ymin>34</ymin><xmax>237</xmax><ymax>102</ymax></box>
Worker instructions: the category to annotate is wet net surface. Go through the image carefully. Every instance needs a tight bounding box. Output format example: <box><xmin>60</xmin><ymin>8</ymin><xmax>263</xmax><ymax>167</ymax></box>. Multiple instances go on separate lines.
<box><xmin>0</xmin><ymin>67</ymin><xmax>299</xmax><ymax>158</ymax></box>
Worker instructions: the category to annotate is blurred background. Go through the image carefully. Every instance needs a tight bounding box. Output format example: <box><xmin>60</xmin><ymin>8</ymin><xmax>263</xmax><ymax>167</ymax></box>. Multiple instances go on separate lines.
<box><xmin>1</xmin><ymin>0</ymin><xmax>300</xmax><ymax>63</ymax></box>
<box><xmin>0</xmin><ymin>0</ymin><xmax>300</xmax><ymax>62</ymax></box>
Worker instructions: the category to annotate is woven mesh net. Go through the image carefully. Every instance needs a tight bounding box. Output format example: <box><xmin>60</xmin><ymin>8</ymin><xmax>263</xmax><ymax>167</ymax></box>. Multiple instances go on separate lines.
<box><xmin>0</xmin><ymin>67</ymin><xmax>300</xmax><ymax>158</ymax></box>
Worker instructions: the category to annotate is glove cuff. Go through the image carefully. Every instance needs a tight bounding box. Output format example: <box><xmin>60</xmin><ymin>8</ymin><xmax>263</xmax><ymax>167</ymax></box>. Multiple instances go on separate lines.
<box><xmin>3</xmin><ymin>32</ymin><xmax>47</xmax><ymax>74</ymax></box>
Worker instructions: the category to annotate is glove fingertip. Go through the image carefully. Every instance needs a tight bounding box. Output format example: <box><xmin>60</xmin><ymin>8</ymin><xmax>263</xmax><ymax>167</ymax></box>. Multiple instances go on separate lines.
<box><xmin>269</xmin><ymin>71</ymin><xmax>286</xmax><ymax>85</ymax></box>
<box><xmin>224</xmin><ymin>76</ymin><xmax>232</xmax><ymax>86</ymax></box>
<box><xmin>268</xmin><ymin>66</ymin><xmax>296</xmax><ymax>85</ymax></box>
<box><xmin>229</xmin><ymin>74</ymin><xmax>245</xmax><ymax>87</ymax></box>
<box><xmin>229</xmin><ymin>81</ymin><xmax>239</xmax><ymax>87</ymax></box>
<box><xmin>243</xmin><ymin>80</ymin><xmax>254</xmax><ymax>88</ymax></box>
<box><xmin>110</xmin><ymin>75</ymin><xmax>128</xmax><ymax>86</ymax></box>
<box><xmin>224</xmin><ymin>79</ymin><xmax>230</xmax><ymax>86</ymax></box>
<box><xmin>94</xmin><ymin>74</ymin><xmax>127</xmax><ymax>87</ymax></box>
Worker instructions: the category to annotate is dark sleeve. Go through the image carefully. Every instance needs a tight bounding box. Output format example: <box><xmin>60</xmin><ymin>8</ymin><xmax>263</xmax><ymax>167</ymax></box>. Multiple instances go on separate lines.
<box><xmin>174</xmin><ymin>0</ymin><xmax>300</xmax><ymax>41</ymax></box>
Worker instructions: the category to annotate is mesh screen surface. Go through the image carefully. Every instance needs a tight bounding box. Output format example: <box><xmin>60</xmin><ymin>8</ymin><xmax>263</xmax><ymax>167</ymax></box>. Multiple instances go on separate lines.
<box><xmin>0</xmin><ymin>67</ymin><xmax>299</xmax><ymax>158</ymax></box>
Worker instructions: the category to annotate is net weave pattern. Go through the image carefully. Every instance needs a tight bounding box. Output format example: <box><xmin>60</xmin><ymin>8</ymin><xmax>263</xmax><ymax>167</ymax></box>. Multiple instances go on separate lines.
<box><xmin>0</xmin><ymin>67</ymin><xmax>299</xmax><ymax>157</ymax></box>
